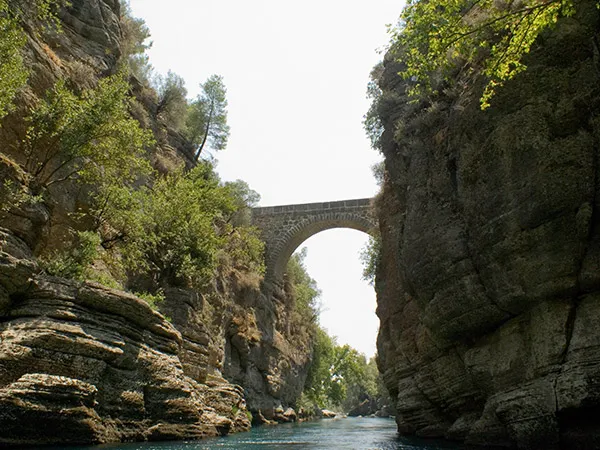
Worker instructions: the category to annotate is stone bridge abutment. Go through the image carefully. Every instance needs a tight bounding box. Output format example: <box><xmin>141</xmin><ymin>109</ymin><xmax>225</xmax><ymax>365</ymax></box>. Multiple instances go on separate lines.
<box><xmin>251</xmin><ymin>198</ymin><xmax>377</xmax><ymax>283</ymax></box>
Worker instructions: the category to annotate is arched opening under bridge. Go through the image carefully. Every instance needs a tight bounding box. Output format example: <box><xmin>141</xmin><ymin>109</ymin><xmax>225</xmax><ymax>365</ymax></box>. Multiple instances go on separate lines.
<box><xmin>251</xmin><ymin>198</ymin><xmax>377</xmax><ymax>283</ymax></box>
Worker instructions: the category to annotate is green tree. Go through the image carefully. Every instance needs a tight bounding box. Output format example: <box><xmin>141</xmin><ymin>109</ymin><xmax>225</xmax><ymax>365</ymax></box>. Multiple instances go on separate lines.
<box><xmin>224</xmin><ymin>179</ymin><xmax>261</xmax><ymax>226</ymax></box>
<box><xmin>225</xmin><ymin>179</ymin><xmax>261</xmax><ymax>209</ymax></box>
<box><xmin>0</xmin><ymin>0</ymin><xmax>66</xmax><ymax>121</ymax></box>
<box><xmin>304</xmin><ymin>327</ymin><xmax>336</xmax><ymax>407</ymax></box>
<box><xmin>360</xmin><ymin>234</ymin><xmax>381</xmax><ymax>286</ymax></box>
<box><xmin>103</xmin><ymin>163</ymin><xmax>234</xmax><ymax>288</ymax></box>
<box><xmin>0</xmin><ymin>0</ymin><xmax>27</xmax><ymax>120</ymax></box>
<box><xmin>22</xmin><ymin>73</ymin><xmax>153</xmax><ymax>191</ymax></box>
<box><xmin>154</xmin><ymin>70</ymin><xmax>188</xmax><ymax>130</ymax></box>
<box><xmin>303</xmin><ymin>328</ymin><xmax>372</xmax><ymax>409</ymax></box>
<box><xmin>101</xmin><ymin>162</ymin><xmax>265</xmax><ymax>290</ymax></box>
<box><xmin>186</xmin><ymin>74</ymin><xmax>230</xmax><ymax>160</ymax></box>
<box><xmin>287</xmin><ymin>248</ymin><xmax>321</xmax><ymax>324</ymax></box>
<box><xmin>363</xmin><ymin>63</ymin><xmax>385</xmax><ymax>151</ymax></box>
<box><xmin>391</xmin><ymin>0</ymin><xmax>576</xmax><ymax>108</ymax></box>
<box><xmin>119</xmin><ymin>0</ymin><xmax>153</xmax><ymax>82</ymax></box>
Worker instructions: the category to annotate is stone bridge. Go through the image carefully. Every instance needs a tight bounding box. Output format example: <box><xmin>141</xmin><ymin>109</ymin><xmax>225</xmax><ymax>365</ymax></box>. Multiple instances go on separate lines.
<box><xmin>251</xmin><ymin>198</ymin><xmax>377</xmax><ymax>283</ymax></box>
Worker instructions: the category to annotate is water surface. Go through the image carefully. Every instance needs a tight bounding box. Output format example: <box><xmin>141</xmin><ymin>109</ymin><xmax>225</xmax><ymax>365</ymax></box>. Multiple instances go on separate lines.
<box><xmin>51</xmin><ymin>417</ymin><xmax>463</xmax><ymax>450</ymax></box>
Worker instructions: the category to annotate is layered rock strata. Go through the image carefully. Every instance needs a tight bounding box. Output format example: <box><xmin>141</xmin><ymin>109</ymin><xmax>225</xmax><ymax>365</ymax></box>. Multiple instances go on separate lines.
<box><xmin>375</xmin><ymin>2</ymin><xmax>600</xmax><ymax>449</ymax></box>
<box><xmin>0</xmin><ymin>0</ymin><xmax>311</xmax><ymax>444</ymax></box>
<box><xmin>0</xmin><ymin>229</ymin><xmax>250</xmax><ymax>446</ymax></box>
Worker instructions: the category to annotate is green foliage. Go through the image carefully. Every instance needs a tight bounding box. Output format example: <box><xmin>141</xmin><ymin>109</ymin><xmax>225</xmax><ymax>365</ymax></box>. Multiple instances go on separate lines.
<box><xmin>341</xmin><ymin>356</ymin><xmax>382</xmax><ymax>412</ymax></box>
<box><xmin>224</xmin><ymin>179</ymin><xmax>261</xmax><ymax>227</ymax></box>
<box><xmin>303</xmin><ymin>327</ymin><xmax>373</xmax><ymax>410</ymax></box>
<box><xmin>360</xmin><ymin>234</ymin><xmax>381</xmax><ymax>286</ymax></box>
<box><xmin>153</xmin><ymin>70</ymin><xmax>188</xmax><ymax>130</ymax></box>
<box><xmin>0</xmin><ymin>0</ymin><xmax>27</xmax><ymax>121</ymax></box>
<box><xmin>304</xmin><ymin>327</ymin><xmax>336</xmax><ymax>407</ymax></box>
<box><xmin>0</xmin><ymin>0</ymin><xmax>67</xmax><ymax>121</ymax></box>
<box><xmin>225</xmin><ymin>179</ymin><xmax>261</xmax><ymax>209</ymax></box>
<box><xmin>391</xmin><ymin>0</ymin><xmax>576</xmax><ymax>108</ymax></box>
<box><xmin>8</xmin><ymin>0</ymin><xmax>66</xmax><ymax>26</ymax></box>
<box><xmin>220</xmin><ymin>226</ymin><xmax>265</xmax><ymax>275</ymax></box>
<box><xmin>363</xmin><ymin>63</ymin><xmax>385</xmax><ymax>151</ymax></box>
<box><xmin>286</xmin><ymin>248</ymin><xmax>321</xmax><ymax>325</ymax></box>
<box><xmin>41</xmin><ymin>231</ymin><xmax>100</xmax><ymax>280</ymax></box>
<box><xmin>102</xmin><ymin>162</ymin><xmax>264</xmax><ymax>290</ymax></box>
<box><xmin>371</xmin><ymin>161</ymin><xmax>385</xmax><ymax>187</ymax></box>
<box><xmin>134</xmin><ymin>289</ymin><xmax>165</xmax><ymax>310</ymax></box>
<box><xmin>186</xmin><ymin>74</ymin><xmax>230</xmax><ymax>160</ymax></box>
<box><xmin>119</xmin><ymin>0</ymin><xmax>153</xmax><ymax>82</ymax></box>
<box><xmin>22</xmin><ymin>73</ymin><xmax>154</xmax><ymax>191</ymax></box>
<box><xmin>103</xmin><ymin>163</ymin><xmax>233</xmax><ymax>288</ymax></box>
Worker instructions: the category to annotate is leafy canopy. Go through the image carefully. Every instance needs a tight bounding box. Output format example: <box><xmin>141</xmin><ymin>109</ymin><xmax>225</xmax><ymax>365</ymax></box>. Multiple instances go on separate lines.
<box><xmin>392</xmin><ymin>0</ymin><xmax>576</xmax><ymax>108</ymax></box>
<box><xmin>360</xmin><ymin>234</ymin><xmax>381</xmax><ymax>286</ymax></box>
<box><xmin>0</xmin><ymin>0</ymin><xmax>27</xmax><ymax>120</ymax></box>
<box><xmin>154</xmin><ymin>70</ymin><xmax>188</xmax><ymax>130</ymax></box>
<box><xmin>101</xmin><ymin>162</ymin><xmax>264</xmax><ymax>290</ymax></box>
<box><xmin>186</xmin><ymin>74</ymin><xmax>230</xmax><ymax>160</ymax></box>
<box><xmin>22</xmin><ymin>73</ymin><xmax>154</xmax><ymax>190</ymax></box>
<box><xmin>303</xmin><ymin>327</ymin><xmax>374</xmax><ymax>409</ymax></box>
<box><xmin>286</xmin><ymin>248</ymin><xmax>321</xmax><ymax>326</ymax></box>
<box><xmin>119</xmin><ymin>0</ymin><xmax>153</xmax><ymax>82</ymax></box>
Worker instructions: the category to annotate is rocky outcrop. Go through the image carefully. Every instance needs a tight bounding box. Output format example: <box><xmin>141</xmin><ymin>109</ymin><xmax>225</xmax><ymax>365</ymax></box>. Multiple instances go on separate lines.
<box><xmin>374</xmin><ymin>1</ymin><xmax>600</xmax><ymax>449</ymax></box>
<box><xmin>0</xmin><ymin>228</ymin><xmax>251</xmax><ymax>447</ymax></box>
<box><xmin>155</xmin><ymin>277</ymin><xmax>311</xmax><ymax>422</ymax></box>
<box><xmin>0</xmin><ymin>0</ymin><xmax>312</xmax><ymax>445</ymax></box>
<box><xmin>348</xmin><ymin>397</ymin><xmax>379</xmax><ymax>417</ymax></box>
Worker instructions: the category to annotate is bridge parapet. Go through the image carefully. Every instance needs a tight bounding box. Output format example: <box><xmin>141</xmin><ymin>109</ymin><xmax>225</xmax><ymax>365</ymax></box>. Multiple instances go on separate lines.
<box><xmin>251</xmin><ymin>198</ymin><xmax>377</xmax><ymax>283</ymax></box>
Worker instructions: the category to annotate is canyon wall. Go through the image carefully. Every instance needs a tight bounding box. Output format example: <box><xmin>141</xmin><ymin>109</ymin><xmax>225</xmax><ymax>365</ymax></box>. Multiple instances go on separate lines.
<box><xmin>0</xmin><ymin>0</ymin><xmax>311</xmax><ymax>445</ymax></box>
<box><xmin>375</xmin><ymin>2</ymin><xmax>600</xmax><ymax>448</ymax></box>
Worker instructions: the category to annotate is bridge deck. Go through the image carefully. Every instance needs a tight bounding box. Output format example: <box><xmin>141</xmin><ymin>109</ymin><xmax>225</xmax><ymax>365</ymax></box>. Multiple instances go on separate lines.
<box><xmin>252</xmin><ymin>198</ymin><xmax>372</xmax><ymax>215</ymax></box>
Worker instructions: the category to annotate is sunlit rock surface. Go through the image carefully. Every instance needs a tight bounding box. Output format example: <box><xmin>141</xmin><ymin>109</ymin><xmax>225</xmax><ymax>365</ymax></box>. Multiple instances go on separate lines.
<box><xmin>0</xmin><ymin>0</ymin><xmax>309</xmax><ymax>445</ymax></box>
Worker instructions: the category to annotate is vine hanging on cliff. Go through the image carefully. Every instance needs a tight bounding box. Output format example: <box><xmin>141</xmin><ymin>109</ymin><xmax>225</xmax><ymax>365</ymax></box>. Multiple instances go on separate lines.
<box><xmin>391</xmin><ymin>0</ymin><xmax>577</xmax><ymax>108</ymax></box>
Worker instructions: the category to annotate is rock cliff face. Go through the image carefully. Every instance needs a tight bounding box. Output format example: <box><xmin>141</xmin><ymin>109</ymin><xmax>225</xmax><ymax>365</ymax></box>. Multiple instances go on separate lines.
<box><xmin>0</xmin><ymin>0</ymin><xmax>311</xmax><ymax>445</ymax></box>
<box><xmin>0</xmin><ymin>228</ymin><xmax>251</xmax><ymax>446</ymax></box>
<box><xmin>375</xmin><ymin>2</ymin><xmax>600</xmax><ymax>449</ymax></box>
<box><xmin>157</xmin><ymin>277</ymin><xmax>311</xmax><ymax>423</ymax></box>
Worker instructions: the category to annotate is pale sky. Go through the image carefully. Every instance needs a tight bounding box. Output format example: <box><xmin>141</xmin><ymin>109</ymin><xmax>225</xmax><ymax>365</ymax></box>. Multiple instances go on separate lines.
<box><xmin>127</xmin><ymin>0</ymin><xmax>403</xmax><ymax>358</ymax></box>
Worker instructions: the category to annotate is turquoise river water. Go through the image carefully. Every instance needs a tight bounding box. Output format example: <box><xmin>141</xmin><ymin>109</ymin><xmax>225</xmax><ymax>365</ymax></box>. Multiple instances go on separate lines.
<box><xmin>39</xmin><ymin>417</ymin><xmax>465</xmax><ymax>450</ymax></box>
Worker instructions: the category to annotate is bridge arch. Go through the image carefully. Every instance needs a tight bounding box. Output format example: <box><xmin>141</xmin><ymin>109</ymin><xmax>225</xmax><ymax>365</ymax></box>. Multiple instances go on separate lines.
<box><xmin>251</xmin><ymin>198</ymin><xmax>377</xmax><ymax>282</ymax></box>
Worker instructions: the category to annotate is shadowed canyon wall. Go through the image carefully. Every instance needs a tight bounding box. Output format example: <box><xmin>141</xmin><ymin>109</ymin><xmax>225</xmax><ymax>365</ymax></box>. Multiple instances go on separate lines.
<box><xmin>374</xmin><ymin>1</ymin><xmax>600</xmax><ymax>448</ymax></box>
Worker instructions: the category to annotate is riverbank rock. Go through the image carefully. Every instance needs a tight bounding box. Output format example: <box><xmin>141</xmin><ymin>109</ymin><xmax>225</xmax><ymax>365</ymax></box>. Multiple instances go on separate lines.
<box><xmin>0</xmin><ymin>271</ymin><xmax>251</xmax><ymax>446</ymax></box>
<box><xmin>348</xmin><ymin>397</ymin><xmax>379</xmax><ymax>417</ymax></box>
<box><xmin>0</xmin><ymin>225</ymin><xmax>251</xmax><ymax>446</ymax></box>
<box><xmin>322</xmin><ymin>409</ymin><xmax>338</xmax><ymax>418</ymax></box>
<box><xmin>374</xmin><ymin>1</ymin><xmax>600</xmax><ymax>448</ymax></box>
<box><xmin>0</xmin><ymin>0</ymin><xmax>311</xmax><ymax>445</ymax></box>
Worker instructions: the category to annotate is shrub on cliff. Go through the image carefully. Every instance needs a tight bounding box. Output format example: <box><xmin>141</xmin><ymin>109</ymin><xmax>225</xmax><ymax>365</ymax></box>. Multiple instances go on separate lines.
<box><xmin>360</xmin><ymin>234</ymin><xmax>381</xmax><ymax>286</ymax></box>
<box><xmin>0</xmin><ymin>0</ymin><xmax>66</xmax><ymax>120</ymax></box>
<box><xmin>389</xmin><ymin>0</ymin><xmax>577</xmax><ymax>108</ymax></box>
<box><xmin>41</xmin><ymin>230</ymin><xmax>100</xmax><ymax>280</ymax></box>
<box><xmin>286</xmin><ymin>248</ymin><xmax>321</xmax><ymax>326</ymax></box>
<box><xmin>22</xmin><ymin>73</ymin><xmax>154</xmax><ymax>192</ymax></box>
<box><xmin>119</xmin><ymin>0</ymin><xmax>153</xmax><ymax>83</ymax></box>
<box><xmin>99</xmin><ymin>162</ymin><xmax>264</xmax><ymax>290</ymax></box>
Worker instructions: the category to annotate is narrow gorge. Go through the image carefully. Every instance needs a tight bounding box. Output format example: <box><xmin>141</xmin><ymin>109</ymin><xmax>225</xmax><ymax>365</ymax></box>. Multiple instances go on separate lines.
<box><xmin>0</xmin><ymin>0</ymin><xmax>599</xmax><ymax>449</ymax></box>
